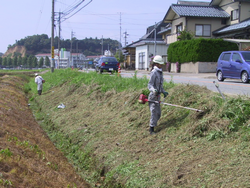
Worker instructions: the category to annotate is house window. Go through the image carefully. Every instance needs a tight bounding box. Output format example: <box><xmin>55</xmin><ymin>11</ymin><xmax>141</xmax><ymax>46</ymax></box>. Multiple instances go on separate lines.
<box><xmin>231</xmin><ymin>9</ymin><xmax>239</xmax><ymax>21</ymax></box>
<box><xmin>221</xmin><ymin>19</ymin><xmax>227</xmax><ymax>25</ymax></box>
<box><xmin>176</xmin><ymin>25</ymin><xmax>182</xmax><ymax>34</ymax></box>
<box><xmin>138</xmin><ymin>52</ymin><xmax>145</xmax><ymax>70</ymax></box>
<box><xmin>195</xmin><ymin>24</ymin><xmax>211</xmax><ymax>37</ymax></box>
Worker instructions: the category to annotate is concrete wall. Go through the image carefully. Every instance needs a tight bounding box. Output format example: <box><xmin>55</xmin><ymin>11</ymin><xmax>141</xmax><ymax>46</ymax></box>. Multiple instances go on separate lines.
<box><xmin>170</xmin><ymin>62</ymin><xmax>217</xmax><ymax>73</ymax></box>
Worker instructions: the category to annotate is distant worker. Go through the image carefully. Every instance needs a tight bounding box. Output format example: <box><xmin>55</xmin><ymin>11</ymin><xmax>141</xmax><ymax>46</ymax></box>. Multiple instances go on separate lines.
<box><xmin>35</xmin><ymin>73</ymin><xmax>45</xmax><ymax>95</ymax></box>
<box><xmin>148</xmin><ymin>55</ymin><xmax>168</xmax><ymax>135</ymax></box>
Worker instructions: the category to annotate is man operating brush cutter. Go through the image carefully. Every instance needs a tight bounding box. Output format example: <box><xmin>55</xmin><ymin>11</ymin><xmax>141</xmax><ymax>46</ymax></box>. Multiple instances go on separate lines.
<box><xmin>139</xmin><ymin>91</ymin><xmax>203</xmax><ymax>135</ymax></box>
<box><xmin>140</xmin><ymin>55</ymin><xmax>203</xmax><ymax>135</ymax></box>
<box><xmin>147</xmin><ymin>55</ymin><xmax>169</xmax><ymax>135</ymax></box>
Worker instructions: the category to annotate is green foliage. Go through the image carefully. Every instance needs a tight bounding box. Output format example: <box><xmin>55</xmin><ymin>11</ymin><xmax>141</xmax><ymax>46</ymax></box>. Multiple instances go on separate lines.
<box><xmin>220</xmin><ymin>98</ymin><xmax>250</xmax><ymax>131</ymax></box>
<box><xmin>115</xmin><ymin>50</ymin><xmax>124</xmax><ymax>63</ymax></box>
<box><xmin>38</xmin><ymin>69</ymin><xmax>176</xmax><ymax>94</ymax></box>
<box><xmin>207</xmin><ymin>131</ymin><xmax>226</xmax><ymax>141</ymax></box>
<box><xmin>0</xmin><ymin>148</ymin><xmax>13</xmax><ymax>157</ymax></box>
<box><xmin>45</xmin><ymin>56</ymin><xmax>50</xmax><ymax>67</ymax></box>
<box><xmin>38</xmin><ymin>57</ymin><xmax>44</xmax><ymax>68</ymax></box>
<box><xmin>177</xmin><ymin>28</ymin><xmax>194</xmax><ymax>41</ymax></box>
<box><xmin>0</xmin><ymin>173</ymin><xmax>13</xmax><ymax>187</ymax></box>
<box><xmin>167</xmin><ymin>38</ymin><xmax>238</xmax><ymax>63</ymax></box>
<box><xmin>10</xmin><ymin>34</ymin><xmax>121</xmax><ymax>56</ymax></box>
<box><xmin>2</xmin><ymin>57</ymin><xmax>7</xmax><ymax>66</ymax></box>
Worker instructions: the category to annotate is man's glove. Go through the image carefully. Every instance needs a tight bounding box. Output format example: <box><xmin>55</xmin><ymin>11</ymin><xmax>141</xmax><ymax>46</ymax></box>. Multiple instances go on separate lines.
<box><xmin>153</xmin><ymin>89</ymin><xmax>158</xmax><ymax>96</ymax></box>
<box><xmin>163</xmin><ymin>91</ymin><xmax>169</xmax><ymax>98</ymax></box>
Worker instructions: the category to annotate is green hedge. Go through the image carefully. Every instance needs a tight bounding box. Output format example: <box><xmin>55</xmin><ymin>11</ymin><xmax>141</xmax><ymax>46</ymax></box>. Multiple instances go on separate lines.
<box><xmin>167</xmin><ymin>38</ymin><xmax>238</xmax><ymax>63</ymax></box>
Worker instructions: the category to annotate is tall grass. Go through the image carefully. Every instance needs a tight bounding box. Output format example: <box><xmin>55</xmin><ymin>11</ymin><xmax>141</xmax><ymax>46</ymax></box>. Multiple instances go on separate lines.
<box><xmin>38</xmin><ymin>68</ymin><xmax>175</xmax><ymax>94</ymax></box>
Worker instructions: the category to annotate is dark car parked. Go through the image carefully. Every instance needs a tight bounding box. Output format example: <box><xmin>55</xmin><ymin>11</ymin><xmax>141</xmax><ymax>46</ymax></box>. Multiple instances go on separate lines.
<box><xmin>216</xmin><ymin>51</ymin><xmax>250</xmax><ymax>83</ymax></box>
<box><xmin>95</xmin><ymin>56</ymin><xmax>119</xmax><ymax>74</ymax></box>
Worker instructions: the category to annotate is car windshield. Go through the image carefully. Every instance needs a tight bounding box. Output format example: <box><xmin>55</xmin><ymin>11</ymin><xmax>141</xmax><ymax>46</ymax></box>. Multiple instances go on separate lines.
<box><xmin>241</xmin><ymin>52</ymin><xmax>250</xmax><ymax>62</ymax></box>
<box><xmin>102</xmin><ymin>57</ymin><xmax>117</xmax><ymax>62</ymax></box>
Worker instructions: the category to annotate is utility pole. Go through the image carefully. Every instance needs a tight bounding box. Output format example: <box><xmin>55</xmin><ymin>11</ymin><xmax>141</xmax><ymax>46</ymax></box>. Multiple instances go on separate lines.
<box><xmin>101</xmin><ymin>35</ymin><xmax>103</xmax><ymax>56</ymax></box>
<box><xmin>51</xmin><ymin>0</ymin><xmax>55</xmax><ymax>72</ymax></box>
<box><xmin>70</xmin><ymin>31</ymin><xmax>75</xmax><ymax>67</ymax></box>
<box><xmin>154</xmin><ymin>22</ymin><xmax>157</xmax><ymax>56</ymax></box>
<box><xmin>119</xmin><ymin>12</ymin><xmax>122</xmax><ymax>61</ymax></box>
<box><xmin>58</xmin><ymin>11</ymin><xmax>62</xmax><ymax>69</ymax></box>
<box><xmin>124</xmin><ymin>31</ymin><xmax>129</xmax><ymax>46</ymax></box>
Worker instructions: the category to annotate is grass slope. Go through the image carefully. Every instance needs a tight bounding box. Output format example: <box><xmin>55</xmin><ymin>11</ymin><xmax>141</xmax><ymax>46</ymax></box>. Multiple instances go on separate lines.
<box><xmin>29</xmin><ymin>69</ymin><xmax>250</xmax><ymax>187</ymax></box>
<box><xmin>0</xmin><ymin>74</ymin><xmax>90</xmax><ymax>187</ymax></box>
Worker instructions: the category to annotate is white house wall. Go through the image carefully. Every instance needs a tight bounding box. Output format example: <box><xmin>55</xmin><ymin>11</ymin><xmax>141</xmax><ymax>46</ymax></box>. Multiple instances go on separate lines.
<box><xmin>135</xmin><ymin>44</ymin><xmax>168</xmax><ymax>70</ymax></box>
<box><xmin>136</xmin><ymin>45</ymin><xmax>148</xmax><ymax>70</ymax></box>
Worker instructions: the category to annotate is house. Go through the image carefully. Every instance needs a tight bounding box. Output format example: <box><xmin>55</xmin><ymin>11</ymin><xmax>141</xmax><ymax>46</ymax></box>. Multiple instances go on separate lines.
<box><xmin>162</xmin><ymin>0</ymin><xmax>250</xmax><ymax>46</ymax></box>
<box><xmin>35</xmin><ymin>48</ymin><xmax>86</xmax><ymax>68</ymax></box>
<box><xmin>124</xmin><ymin>0</ymin><xmax>250</xmax><ymax>72</ymax></box>
<box><xmin>123</xmin><ymin>21</ymin><xmax>169</xmax><ymax>70</ymax></box>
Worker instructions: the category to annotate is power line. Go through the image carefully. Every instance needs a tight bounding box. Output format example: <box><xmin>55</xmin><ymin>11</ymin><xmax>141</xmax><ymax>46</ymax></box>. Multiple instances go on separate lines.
<box><xmin>58</xmin><ymin>0</ymin><xmax>93</xmax><ymax>23</ymax></box>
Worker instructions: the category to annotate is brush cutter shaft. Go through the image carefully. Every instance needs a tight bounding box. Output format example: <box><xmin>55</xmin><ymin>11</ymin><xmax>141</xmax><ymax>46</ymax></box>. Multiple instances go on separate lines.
<box><xmin>138</xmin><ymin>94</ymin><xmax>202</xmax><ymax>112</ymax></box>
<box><xmin>162</xmin><ymin>102</ymin><xmax>203</xmax><ymax>112</ymax></box>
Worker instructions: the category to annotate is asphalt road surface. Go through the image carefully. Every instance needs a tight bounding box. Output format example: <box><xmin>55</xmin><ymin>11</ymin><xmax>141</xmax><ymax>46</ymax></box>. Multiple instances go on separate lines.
<box><xmin>121</xmin><ymin>71</ymin><xmax>250</xmax><ymax>97</ymax></box>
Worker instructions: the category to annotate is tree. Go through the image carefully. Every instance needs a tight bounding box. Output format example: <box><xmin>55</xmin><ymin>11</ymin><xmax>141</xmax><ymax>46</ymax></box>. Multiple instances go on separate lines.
<box><xmin>22</xmin><ymin>55</ymin><xmax>28</xmax><ymax>68</ymax></box>
<box><xmin>115</xmin><ymin>50</ymin><xmax>124</xmax><ymax>63</ymax></box>
<box><xmin>38</xmin><ymin>57</ymin><xmax>44</xmax><ymax>68</ymax></box>
<box><xmin>17</xmin><ymin>56</ymin><xmax>22</xmax><ymax>66</ymax></box>
<box><xmin>13</xmin><ymin>56</ymin><xmax>18</xmax><ymax>68</ymax></box>
<box><xmin>7</xmin><ymin>57</ymin><xmax>12</xmax><ymax>67</ymax></box>
<box><xmin>2</xmin><ymin>57</ymin><xmax>7</xmax><ymax>66</ymax></box>
<box><xmin>27</xmin><ymin>56</ymin><xmax>33</xmax><ymax>68</ymax></box>
<box><xmin>33</xmin><ymin>56</ymin><xmax>38</xmax><ymax>68</ymax></box>
<box><xmin>45</xmin><ymin>56</ymin><xmax>50</xmax><ymax>67</ymax></box>
<box><xmin>0</xmin><ymin>57</ymin><xmax>2</xmax><ymax>66</ymax></box>
<box><xmin>177</xmin><ymin>28</ymin><xmax>194</xmax><ymax>41</ymax></box>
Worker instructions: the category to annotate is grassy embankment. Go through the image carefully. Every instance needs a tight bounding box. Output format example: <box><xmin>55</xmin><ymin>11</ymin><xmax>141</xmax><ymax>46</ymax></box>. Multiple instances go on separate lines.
<box><xmin>0</xmin><ymin>73</ymin><xmax>90</xmax><ymax>187</ymax></box>
<box><xmin>29</xmin><ymin>68</ymin><xmax>250</xmax><ymax>187</ymax></box>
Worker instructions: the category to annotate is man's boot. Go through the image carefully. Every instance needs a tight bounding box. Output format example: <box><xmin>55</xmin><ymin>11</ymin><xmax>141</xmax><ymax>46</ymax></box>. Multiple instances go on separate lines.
<box><xmin>149</xmin><ymin>126</ymin><xmax>155</xmax><ymax>135</ymax></box>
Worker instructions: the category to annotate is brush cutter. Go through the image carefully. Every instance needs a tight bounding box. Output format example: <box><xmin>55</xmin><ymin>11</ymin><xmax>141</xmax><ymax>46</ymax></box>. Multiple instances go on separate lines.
<box><xmin>138</xmin><ymin>94</ymin><xmax>203</xmax><ymax>112</ymax></box>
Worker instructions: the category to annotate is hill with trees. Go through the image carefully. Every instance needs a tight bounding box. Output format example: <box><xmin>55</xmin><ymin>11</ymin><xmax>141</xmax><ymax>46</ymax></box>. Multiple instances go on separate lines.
<box><xmin>5</xmin><ymin>34</ymin><xmax>121</xmax><ymax>57</ymax></box>
<box><xmin>0</xmin><ymin>34</ymin><xmax>122</xmax><ymax>68</ymax></box>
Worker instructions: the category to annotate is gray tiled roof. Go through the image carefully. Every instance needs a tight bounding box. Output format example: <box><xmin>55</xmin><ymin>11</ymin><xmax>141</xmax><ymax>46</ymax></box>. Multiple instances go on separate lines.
<box><xmin>178</xmin><ymin>0</ymin><xmax>210</xmax><ymax>6</ymax></box>
<box><xmin>158</xmin><ymin>27</ymin><xmax>171</xmax><ymax>35</ymax></box>
<box><xmin>171</xmin><ymin>4</ymin><xmax>230</xmax><ymax>18</ymax></box>
<box><xmin>213</xmin><ymin>19</ymin><xmax>250</xmax><ymax>34</ymax></box>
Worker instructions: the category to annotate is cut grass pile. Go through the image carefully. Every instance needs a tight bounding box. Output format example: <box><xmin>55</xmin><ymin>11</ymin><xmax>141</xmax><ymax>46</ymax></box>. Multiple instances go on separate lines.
<box><xmin>29</xmin><ymin>68</ymin><xmax>250</xmax><ymax>187</ymax></box>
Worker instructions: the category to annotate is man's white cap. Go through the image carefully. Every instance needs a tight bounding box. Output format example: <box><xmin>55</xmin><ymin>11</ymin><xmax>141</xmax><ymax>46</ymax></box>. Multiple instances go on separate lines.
<box><xmin>35</xmin><ymin>73</ymin><xmax>38</xmax><ymax>76</ymax></box>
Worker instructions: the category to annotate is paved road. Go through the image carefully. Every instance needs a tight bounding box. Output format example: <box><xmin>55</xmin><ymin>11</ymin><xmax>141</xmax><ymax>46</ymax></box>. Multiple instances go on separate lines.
<box><xmin>81</xmin><ymin>69</ymin><xmax>250</xmax><ymax>97</ymax></box>
<box><xmin>121</xmin><ymin>70</ymin><xmax>250</xmax><ymax>97</ymax></box>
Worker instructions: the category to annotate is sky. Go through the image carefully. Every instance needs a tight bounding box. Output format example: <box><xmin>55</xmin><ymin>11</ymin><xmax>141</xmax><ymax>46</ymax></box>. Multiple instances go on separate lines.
<box><xmin>0</xmin><ymin>0</ymin><xmax>210</xmax><ymax>53</ymax></box>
